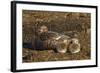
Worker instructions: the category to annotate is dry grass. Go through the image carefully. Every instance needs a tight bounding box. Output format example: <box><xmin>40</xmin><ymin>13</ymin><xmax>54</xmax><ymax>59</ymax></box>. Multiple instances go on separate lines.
<box><xmin>22</xmin><ymin>10</ymin><xmax>91</xmax><ymax>63</ymax></box>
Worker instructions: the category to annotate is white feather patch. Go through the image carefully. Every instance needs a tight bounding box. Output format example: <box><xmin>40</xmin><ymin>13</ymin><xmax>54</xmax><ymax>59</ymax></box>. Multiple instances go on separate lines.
<box><xmin>55</xmin><ymin>36</ymin><xmax>61</xmax><ymax>40</ymax></box>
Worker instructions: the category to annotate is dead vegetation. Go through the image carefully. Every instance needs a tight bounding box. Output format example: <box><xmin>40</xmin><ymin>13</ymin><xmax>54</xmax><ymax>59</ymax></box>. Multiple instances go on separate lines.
<box><xmin>22</xmin><ymin>10</ymin><xmax>91</xmax><ymax>62</ymax></box>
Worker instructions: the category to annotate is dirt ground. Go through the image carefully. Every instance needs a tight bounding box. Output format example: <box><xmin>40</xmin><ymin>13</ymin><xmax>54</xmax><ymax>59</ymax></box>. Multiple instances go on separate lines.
<box><xmin>22</xmin><ymin>10</ymin><xmax>91</xmax><ymax>63</ymax></box>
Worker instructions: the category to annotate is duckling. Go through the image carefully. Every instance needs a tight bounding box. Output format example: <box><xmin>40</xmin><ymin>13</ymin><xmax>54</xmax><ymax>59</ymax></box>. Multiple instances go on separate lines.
<box><xmin>68</xmin><ymin>38</ymin><xmax>80</xmax><ymax>53</ymax></box>
<box><xmin>55</xmin><ymin>35</ymin><xmax>71</xmax><ymax>53</ymax></box>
